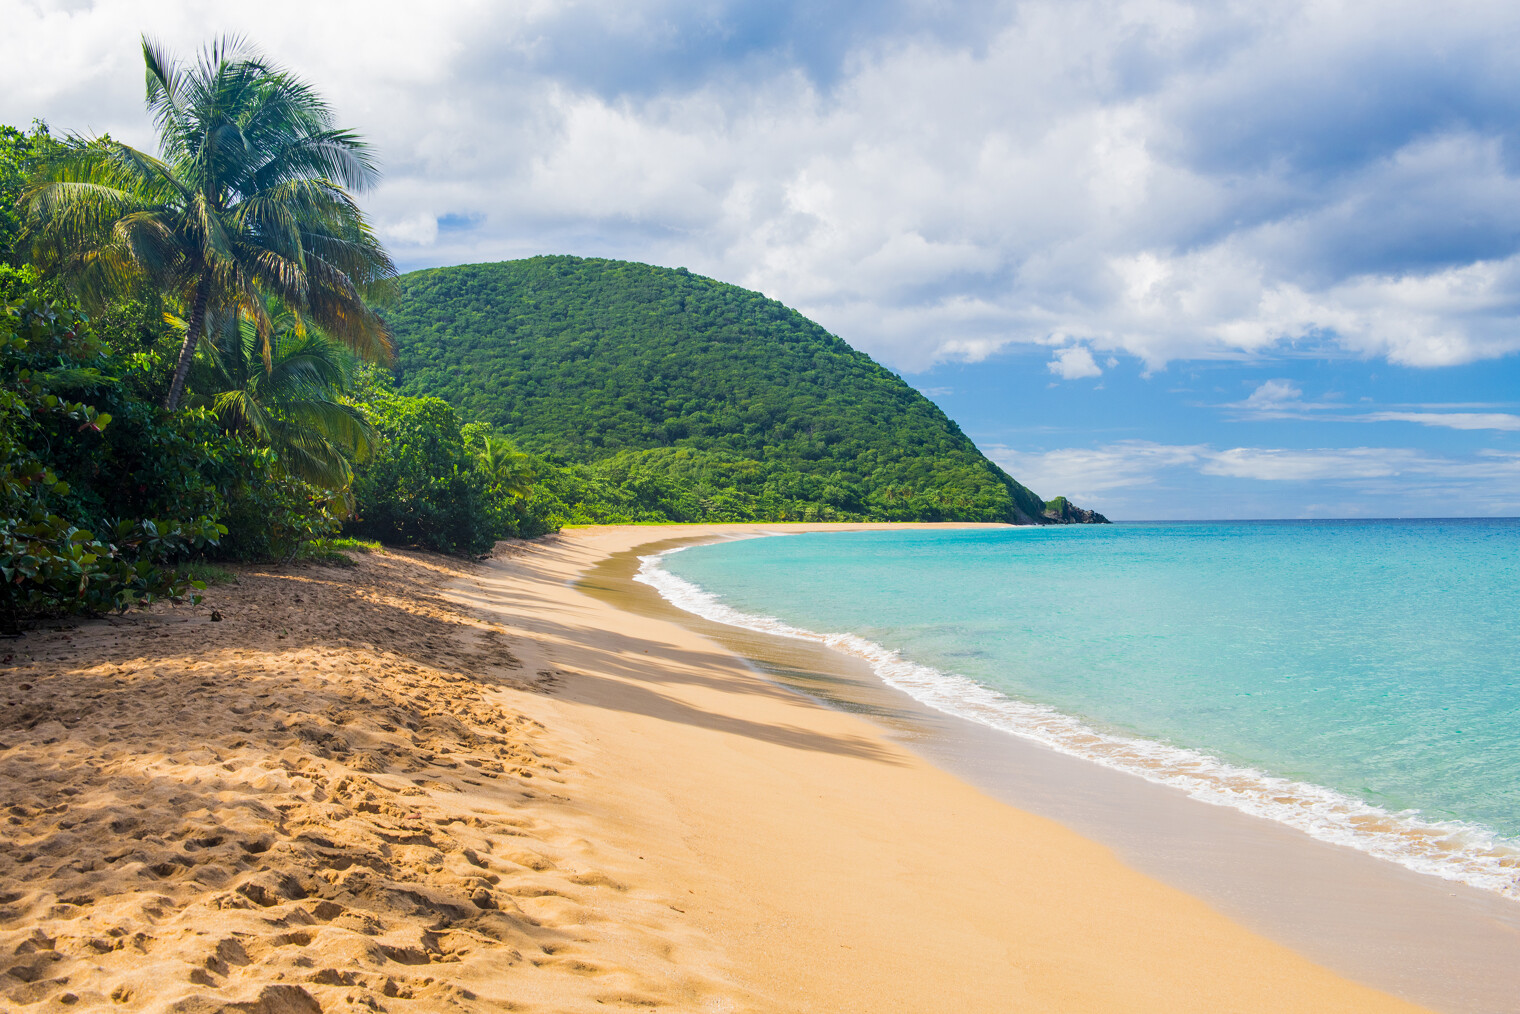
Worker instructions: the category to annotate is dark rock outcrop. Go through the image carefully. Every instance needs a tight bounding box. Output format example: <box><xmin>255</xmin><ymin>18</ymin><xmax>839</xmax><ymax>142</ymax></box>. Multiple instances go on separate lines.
<box><xmin>1041</xmin><ymin>496</ymin><xmax>1110</xmax><ymax>524</ymax></box>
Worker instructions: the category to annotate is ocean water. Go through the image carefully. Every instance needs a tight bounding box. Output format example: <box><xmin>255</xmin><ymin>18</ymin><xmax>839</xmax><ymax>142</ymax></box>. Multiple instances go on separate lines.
<box><xmin>637</xmin><ymin>521</ymin><xmax>1520</xmax><ymax>899</ymax></box>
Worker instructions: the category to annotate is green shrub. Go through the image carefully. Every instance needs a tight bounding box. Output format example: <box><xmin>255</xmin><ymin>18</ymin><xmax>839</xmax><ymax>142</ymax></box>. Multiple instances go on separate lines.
<box><xmin>0</xmin><ymin>295</ymin><xmax>224</xmax><ymax>630</ymax></box>
<box><xmin>211</xmin><ymin>448</ymin><xmax>344</xmax><ymax>562</ymax></box>
<box><xmin>348</xmin><ymin>394</ymin><xmax>493</xmax><ymax>554</ymax></box>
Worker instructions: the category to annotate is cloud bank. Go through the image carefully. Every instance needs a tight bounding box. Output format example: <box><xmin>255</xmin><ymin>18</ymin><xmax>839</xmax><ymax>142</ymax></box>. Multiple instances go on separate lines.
<box><xmin>989</xmin><ymin>441</ymin><xmax>1520</xmax><ymax>517</ymax></box>
<box><xmin>8</xmin><ymin>0</ymin><xmax>1520</xmax><ymax>375</ymax></box>
<box><xmin>1226</xmin><ymin>380</ymin><xmax>1520</xmax><ymax>431</ymax></box>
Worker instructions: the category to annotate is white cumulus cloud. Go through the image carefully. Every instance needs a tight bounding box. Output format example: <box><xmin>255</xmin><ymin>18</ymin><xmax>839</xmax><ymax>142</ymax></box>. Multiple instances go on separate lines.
<box><xmin>1243</xmin><ymin>380</ymin><xmax>1305</xmax><ymax>409</ymax></box>
<box><xmin>1048</xmin><ymin>345</ymin><xmax>1103</xmax><ymax>380</ymax></box>
<box><xmin>7</xmin><ymin>1</ymin><xmax>1520</xmax><ymax>372</ymax></box>
<box><xmin>1363</xmin><ymin>412</ymin><xmax>1520</xmax><ymax>431</ymax></box>
<box><xmin>988</xmin><ymin>441</ymin><xmax>1520</xmax><ymax>514</ymax></box>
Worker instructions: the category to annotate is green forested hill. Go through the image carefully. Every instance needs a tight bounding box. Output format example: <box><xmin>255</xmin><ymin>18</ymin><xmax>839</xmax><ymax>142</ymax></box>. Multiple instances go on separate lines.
<box><xmin>385</xmin><ymin>256</ymin><xmax>1052</xmax><ymax>523</ymax></box>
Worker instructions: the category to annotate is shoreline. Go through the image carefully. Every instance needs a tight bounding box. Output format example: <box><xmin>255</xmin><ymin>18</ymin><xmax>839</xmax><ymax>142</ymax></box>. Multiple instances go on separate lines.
<box><xmin>631</xmin><ymin>529</ymin><xmax>1520</xmax><ymax>901</ymax></box>
<box><xmin>0</xmin><ymin>522</ymin><xmax>1473</xmax><ymax>1011</ymax></box>
<box><xmin>458</xmin><ymin>522</ymin><xmax>1432</xmax><ymax>1011</ymax></box>
<box><xmin>638</xmin><ymin>530</ymin><xmax>1520</xmax><ymax>903</ymax></box>
<box><xmin>581</xmin><ymin>525</ymin><xmax>1520</xmax><ymax>1012</ymax></box>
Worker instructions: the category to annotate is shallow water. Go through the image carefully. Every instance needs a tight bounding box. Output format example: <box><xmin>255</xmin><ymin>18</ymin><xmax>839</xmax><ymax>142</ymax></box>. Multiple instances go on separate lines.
<box><xmin>643</xmin><ymin>520</ymin><xmax>1520</xmax><ymax>899</ymax></box>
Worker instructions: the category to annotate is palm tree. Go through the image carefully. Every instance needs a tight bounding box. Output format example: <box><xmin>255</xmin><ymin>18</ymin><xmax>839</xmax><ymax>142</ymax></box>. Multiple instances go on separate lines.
<box><xmin>477</xmin><ymin>435</ymin><xmax>537</xmax><ymax>500</ymax></box>
<box><xmin>187</xmin><ymin>303</ymin><xmax>376</xmax><ymax>489</ymax></box>
<box><xmin>22</xmin><ymin>35</ymin><xmax>394</xmax><ymax>410</ymax></box>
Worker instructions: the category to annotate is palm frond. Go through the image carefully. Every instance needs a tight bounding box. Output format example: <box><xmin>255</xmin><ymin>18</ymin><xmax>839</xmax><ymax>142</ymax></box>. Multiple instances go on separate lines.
<box><xmin>280</xmin><ymin>400</ymin><xmax>375</xmax><ymax>459</ymax></box>
<box><xmin>183</xmin><ymin>300</ymin><xmax>374</xmax><ymax>489</ymax></box>
<box><xmin>142</xmin><ymin>36</ymin><xmax>192</xmax><ymax>162</ymax></box>
<box><xmin>269</xmin><ymin>340</ymin><xmax>352</xmax><ymax>395</ymax></box>
<box><xmin>301</xmin><ymin>253</ymin><xmax>393</xmax><ymax>363</ymax></box>
<box><xmin>32</xmin><ymin>367</ymin><xmax>117</xmax><ymax>393</ymax></box>
<box><xmin>238</xmin><ymin>243</ymin><xmax>309</xmax><ymax>304</ymax></box>
<box><xmin>263</xmin><ymin>427</ymin><xmax>354</xmax><ymax>488</ymax></box>
<box><xmin>211</xmin><ymin>388</ymin><xmax>275</xmax><ymax>441</ymax></box>
<box><xmin>480</xmin><ymin>435</ymin><xmax>538</xmax><ymax>498</ymax></box>
<box><xmin>32</xmin><ymin>36</ymin><xmax>395</xmax><ymax>411</ymax></box>
<box><xmin>253</xmin><ymin>128</ymin><xmax>380</xmax><ymax>194</ymax></box>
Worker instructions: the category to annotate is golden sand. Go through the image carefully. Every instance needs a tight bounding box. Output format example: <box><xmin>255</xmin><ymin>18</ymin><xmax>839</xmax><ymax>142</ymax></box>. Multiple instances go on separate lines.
<box><xmin>0</xmin><ymin>524</ymin><xmax>1426</xmax><ymax>1012</ymax></box>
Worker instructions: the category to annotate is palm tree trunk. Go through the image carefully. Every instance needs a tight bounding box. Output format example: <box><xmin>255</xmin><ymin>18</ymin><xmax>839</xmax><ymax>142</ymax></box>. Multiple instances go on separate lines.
<box><xmin>163</xmin><ymin>275</ymin><xmax>212</xmax><ymax>411</ymax></box>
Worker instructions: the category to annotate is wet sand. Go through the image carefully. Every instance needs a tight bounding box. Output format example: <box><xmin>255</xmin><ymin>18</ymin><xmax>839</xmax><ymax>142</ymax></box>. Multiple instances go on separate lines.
<box><xmin>580</xmin><ymin>529</ymin><xmax>1520</xmax><ymax>1013</ymax></box>
<box><xmin>455</xmin><ymin>522</ymin><xmax>1429</xmax><ymax>1012</ymax></box>
<box><xmin>0</xmin><ymin>523</ymin><xmax>1456</xmax><ymax>1011</ymax></box>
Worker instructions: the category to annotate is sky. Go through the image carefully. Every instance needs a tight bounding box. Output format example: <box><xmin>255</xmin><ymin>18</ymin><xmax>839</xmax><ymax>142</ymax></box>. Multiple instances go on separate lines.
<box><xmin>5</xmin><ymin>0</ymin><xmax>1520</xmax><ymax>518</ymax></box>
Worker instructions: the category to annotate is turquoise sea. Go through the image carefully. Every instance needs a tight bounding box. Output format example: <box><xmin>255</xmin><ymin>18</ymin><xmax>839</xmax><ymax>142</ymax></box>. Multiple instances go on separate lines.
<box><xmin>639</xmin><ymin>521</ymin><xmax>1520</xmax><ymax>898</ymax></box>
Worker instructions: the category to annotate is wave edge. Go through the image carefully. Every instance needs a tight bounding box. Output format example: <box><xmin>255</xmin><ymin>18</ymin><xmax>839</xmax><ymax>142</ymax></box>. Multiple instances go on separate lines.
<box><xmin>635</xmin><ymin>547</ymin><xmax>1520</xmax><ymax>901</ymax></box>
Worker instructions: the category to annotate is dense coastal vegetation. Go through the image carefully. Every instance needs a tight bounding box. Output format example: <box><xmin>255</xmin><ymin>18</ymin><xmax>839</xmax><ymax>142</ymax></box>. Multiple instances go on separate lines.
<box><xmin>387</xmin><ymin>257</ymin><xmax>1053</xmax><ymax>526</ymax></box>
<box><xmin>0</xmin><ymin>37</ymin><xmax>1098</xmax><ymax>629</ymax></box>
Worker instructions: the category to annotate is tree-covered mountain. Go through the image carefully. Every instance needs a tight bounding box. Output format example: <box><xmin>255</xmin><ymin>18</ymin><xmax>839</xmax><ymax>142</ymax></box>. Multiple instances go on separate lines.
<box><xmin>385</xmin><ymin>256</ymin><xmax>1079</xmax><ymax>524</ymax></box>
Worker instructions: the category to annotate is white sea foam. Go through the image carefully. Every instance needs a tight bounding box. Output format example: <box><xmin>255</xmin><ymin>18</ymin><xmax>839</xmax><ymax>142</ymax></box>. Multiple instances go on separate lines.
<box><xmin>635</xmin><ymin>546</ymin><xmax>1520</xmax><ymax>901</ymax></box>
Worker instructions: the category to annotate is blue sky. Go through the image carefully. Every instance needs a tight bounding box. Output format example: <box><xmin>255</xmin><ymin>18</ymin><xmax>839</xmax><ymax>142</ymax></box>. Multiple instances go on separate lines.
<box><xmin>5</xmin><ymin>0</ymin><xmax>1520</xmax><ymax>517</ymax></box>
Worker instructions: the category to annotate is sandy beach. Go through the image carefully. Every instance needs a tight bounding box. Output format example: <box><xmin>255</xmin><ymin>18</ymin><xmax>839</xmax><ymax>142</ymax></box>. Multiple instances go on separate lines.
<box><xmin>0</xmin><ymin>523</ymin><xmax>1433</xmax><ymax>1012</ymax></box>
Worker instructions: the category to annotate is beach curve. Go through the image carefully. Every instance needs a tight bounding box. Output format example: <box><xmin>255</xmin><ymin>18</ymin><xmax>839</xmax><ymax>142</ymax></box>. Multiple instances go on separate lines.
<box><xmin>0</xmin><ymin>522</ymin><xmax>1430</xmax><ymax>1012</ymax></box>
<box><xmin>633</xmin><ymin>539</ymin><xmax>1520</xmax><ymax>902</ymax></box>
<box><xmin>455</xmin><ymin>522</ymin><xmax>1430</xmax><ymax>1013</ymax></box>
